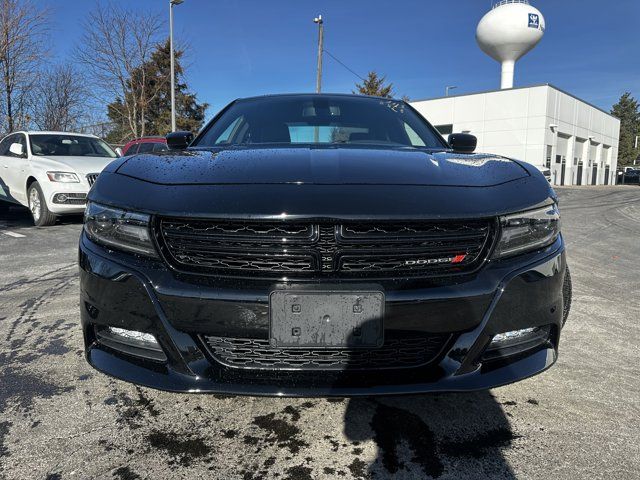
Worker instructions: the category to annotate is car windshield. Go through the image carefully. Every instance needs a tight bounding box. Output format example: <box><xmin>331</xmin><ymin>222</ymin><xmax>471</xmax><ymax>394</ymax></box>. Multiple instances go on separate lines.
<box><xmin>194</xmin><ymin>95</ymin><xmax>447</xmax><ymax>149</ymax></box>
<box><xmin>30</xmin><ymin>134</ymin><xmax>117</xmax><ymax>158</ymax></box>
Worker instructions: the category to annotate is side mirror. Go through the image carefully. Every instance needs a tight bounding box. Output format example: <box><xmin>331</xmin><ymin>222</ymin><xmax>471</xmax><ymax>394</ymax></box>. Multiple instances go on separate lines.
<box><xmin>115</xmin><ymin>147</ymin><xmax>123</xmax><ymax>157</ymax></box>
<box><xmin>9</xmin><ymin>143</ymin><xmax>24</xmax><ymax>157</ymax></box>
<box><xmin>448</xmin><ymin>133</ymin><xmax>477</xmax><ymax>154</ymax></box>
<box><xmin>166</xmin><ymin>131</ymin><xmax>194</xmax><ymax>150</ymax></box>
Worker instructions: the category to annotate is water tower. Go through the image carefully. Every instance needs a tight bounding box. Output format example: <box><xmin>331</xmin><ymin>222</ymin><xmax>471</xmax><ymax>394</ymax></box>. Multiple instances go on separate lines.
<box><xmin>476</xmin><ymin>0</ymin><xmax>545</xmax><ymax>89</ymax></box>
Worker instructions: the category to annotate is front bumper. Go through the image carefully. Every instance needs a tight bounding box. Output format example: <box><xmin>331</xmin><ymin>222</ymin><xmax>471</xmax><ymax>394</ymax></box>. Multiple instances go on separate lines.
<box><xmin>79</xmin><ymin>233</ymin><xmax>568</xmax><ymax>396</ymax></box>
<box><xmin>48</xmin><ymin>183</ymin><xmax>89</xmax><ymax>214</ymax></box>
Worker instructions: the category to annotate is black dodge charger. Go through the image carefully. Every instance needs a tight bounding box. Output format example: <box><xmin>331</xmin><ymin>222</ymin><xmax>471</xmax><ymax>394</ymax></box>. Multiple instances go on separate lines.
<box><xmin>79</xmin><ymin>94</ymin><xmax>571</xmax><ymax>396</ymax></box>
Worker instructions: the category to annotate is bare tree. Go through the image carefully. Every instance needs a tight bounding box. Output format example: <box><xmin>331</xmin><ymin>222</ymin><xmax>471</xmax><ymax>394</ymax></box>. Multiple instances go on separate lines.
<box><xmin>32</xmin><ymin>64</ymin><xmax>87</xmax><ymax>131</ymax></box>
<box><xmin>76</xmin><ymin>2</ymin><xmax>163</xmax><ymax>142</ymax></box>
<box><xmin>0</xmin><ymin>0</ymin><xmax>50</xmax><ymax>133</ymax></box>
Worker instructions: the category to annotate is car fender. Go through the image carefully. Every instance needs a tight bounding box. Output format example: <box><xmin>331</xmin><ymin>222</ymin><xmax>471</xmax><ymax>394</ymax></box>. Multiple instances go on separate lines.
<box><xmin>24</xmin><ymin>157</ymin><xmax>67</xmax><ymax>207</ymax></box>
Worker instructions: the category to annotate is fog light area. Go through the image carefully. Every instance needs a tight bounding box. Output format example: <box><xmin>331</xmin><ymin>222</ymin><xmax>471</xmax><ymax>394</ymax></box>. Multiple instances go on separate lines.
<box><xmin>109</xmin><ymin>327</ymin><xmax>158</xmax><ymax>344</ymax></box>
<box><xmin>483</xmin><ymin>325</ymin><xmax>552</xmax><ymax>361</ymax></box>
<box><xmin>490</xmin><ymin>327</ymin><xmax>537</xmax><ymax>345</ymax></box>
<box><xmin>95</xmin><ymin>326</ymin><xmax>166</xmax><ymax>361</ymax></box>
<box><xmin>53</xmin><ymin>192</ymin><xmax>87</xmax><ymax>204</ymax></box>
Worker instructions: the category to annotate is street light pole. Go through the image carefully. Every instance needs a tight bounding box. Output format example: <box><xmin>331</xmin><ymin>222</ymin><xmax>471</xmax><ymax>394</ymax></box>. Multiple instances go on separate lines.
<box><xmin>314</xmin><ymin>15</ymin><xmax>324</xmax><ymax>93</ymax></box>
<box><xmin>169</xmin><ymin>0</ymin><xmax>184</xmax><ymax>132</ymax></box>
<box><xmin>445</xmin><ymin>85</ymin><xmax>457</xmax><ymax>96</ymax></box>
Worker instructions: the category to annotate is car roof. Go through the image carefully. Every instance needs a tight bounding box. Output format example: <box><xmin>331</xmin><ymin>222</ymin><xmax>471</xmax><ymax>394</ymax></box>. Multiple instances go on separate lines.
<box><xmin>126</xmin><ymin>137</ymin><xmax>166</xmax><ymax>144</ymax></box>
<box><xmin>235</xmin><ymin>92</ymin><xmax>405</xmax><ymax>103</ymax></box>
<box><xmin>22</xmin><ymin>131</ymin><xmax>99</xmax><ymax>138</ymax></box>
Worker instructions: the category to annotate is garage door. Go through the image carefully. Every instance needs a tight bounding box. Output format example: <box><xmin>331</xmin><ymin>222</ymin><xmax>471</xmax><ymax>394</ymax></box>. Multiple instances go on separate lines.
<box><xmin>574</xmin><ymin>139</ymin><xmax>585</xmax><ymax>185</ymax></box>
<box><xmin>602</xmin><ymin>146</ymin><xmax>611</xmax><ymax>184</ymax></box>
<box><xmin>555</xmin><ymin>135</ymin><xmax>569</xmax><ymax>185</ymax></box>
<box><xmin>589</xmin><ymin>142</ymin><xmax>598</xmax><ymax>184</ymax></box>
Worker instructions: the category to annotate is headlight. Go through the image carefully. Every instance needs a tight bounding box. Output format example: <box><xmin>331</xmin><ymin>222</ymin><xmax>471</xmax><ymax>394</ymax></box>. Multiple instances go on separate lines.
<box><xmin>493</xmin><ymin>204</ymin><xmax>560</xmax><ymax>258</ymax></box>
<box><xmin>47</xmin><ymin>171</ymin><xmax>80</xmax><ymax>183</ymax></box>
<box><xmin>84</xmin><ymin>202</ymin><xmax>157</xmax><ymax>256</ymax></box>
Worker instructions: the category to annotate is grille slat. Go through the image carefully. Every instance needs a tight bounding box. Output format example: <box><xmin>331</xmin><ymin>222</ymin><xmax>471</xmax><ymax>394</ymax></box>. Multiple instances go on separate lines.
<box><xmin>172</xmin><ymin>252</ymin><xmax>315</xmax><ymax>272</ymax></box>
<box><xmin>340</xmin><ymin>222</ymin><xmax>489</xmax><ymax>239</ymax></box>
<box><xmin>158</xmin><ymin>218</ymin><xmax>494</xmax><ymax>278</ymax></box>
<box><xmin>86</xmin><ymin>173</ymin><xmax>99</xmax><ymax>187</ymax></box>
<box><xmin>202</xmin><ymin>334</ymin><xmax>451</xmax><ymax>370</ymax></box>
<box><xmin>162</xmin><ymin>220</ymin><xmax>315</xmax><ymax>240</ymax></box>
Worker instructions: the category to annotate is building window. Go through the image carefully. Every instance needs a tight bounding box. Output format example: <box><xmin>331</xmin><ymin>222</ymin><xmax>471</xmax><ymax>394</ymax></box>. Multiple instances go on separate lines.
<box><xmin>434</xmin><ymin>124</ymin><xmax>453</xmax><ymax>136</ymax></box>
<box><xmin>555</xmin><ymin>155</ymin><xmax>562</xmax><ymax>164</ymax></box>
<box><xmin>546</xmin><ymin>145</ymin><xmax>552</xmax><ymax>168</ymax></box>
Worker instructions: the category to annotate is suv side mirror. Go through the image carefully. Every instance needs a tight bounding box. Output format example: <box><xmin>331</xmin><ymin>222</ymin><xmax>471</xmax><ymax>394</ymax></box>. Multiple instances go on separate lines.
<box><xmin>115</xmin><ymin>147</ymin><xmax>123</xmax><ymax>157</ymax></box>
<box><xmin>9</xmin><ymin>143</ymin><xmax>24</xmax><ymax>157</ymax></box>
<box><xmin>448</xmin><ymin>133</ymin><xmax>477</xmax><ymax>154</ymax></box>
<box><xmin>166</xmin><ymin>131</ymin><xmax>194</xmax><ymax>150</ymax></box>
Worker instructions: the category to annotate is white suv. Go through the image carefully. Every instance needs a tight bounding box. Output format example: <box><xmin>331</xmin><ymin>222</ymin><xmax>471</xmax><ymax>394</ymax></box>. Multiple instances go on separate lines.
<box><xmin>0</xmin><ymin>131</ymin><xmax>118</xmax><ymax>226</ymax></box>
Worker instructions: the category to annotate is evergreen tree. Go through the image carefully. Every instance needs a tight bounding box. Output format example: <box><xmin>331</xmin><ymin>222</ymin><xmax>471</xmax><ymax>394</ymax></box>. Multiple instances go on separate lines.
<box><xmin>611</xmin><ymin>92</ymin><xmax>640</xmax><ymax>167</ymax></box>
<box><xmin>143</xmin><ymin>41</ymin><xmax>208</xmax><ymax>136</ymax></box>
<box><xmin>353</xmin><ymin>71</ymin><xmax>394</xmax><ymax>98</ymax></box>
<box><xmin>106</xmin><ymin>40</ymin><xmax>207</xmax><ymax>143</ymax></box>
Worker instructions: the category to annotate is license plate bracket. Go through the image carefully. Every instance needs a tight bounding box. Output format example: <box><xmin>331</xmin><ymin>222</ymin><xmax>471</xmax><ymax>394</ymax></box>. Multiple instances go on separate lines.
<box><xmin>269</xmin><ymin>290</ymin><xmax>384</xmax><ymax>348</ymax></box>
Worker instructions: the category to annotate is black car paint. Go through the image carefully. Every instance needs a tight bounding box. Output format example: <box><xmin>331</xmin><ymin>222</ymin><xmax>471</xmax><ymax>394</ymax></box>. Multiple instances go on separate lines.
<box><xmin>115</xmin><ymin>147</ymin><xmax>529</xmax><ymax>186</ymax></box>
<box><xmin>79</xmin><ymin>235</ymin><xmax>565</xmax><ymax>395</ymax></box>
<box><xmin>80</xmin><ymin>94</ymin><xmax>567</xmax><ymax>396</ymax></box>
<box><xmin>91</xmin><ymin>151</ymin><xmax>549</xmax><ymax>221</ymax></box>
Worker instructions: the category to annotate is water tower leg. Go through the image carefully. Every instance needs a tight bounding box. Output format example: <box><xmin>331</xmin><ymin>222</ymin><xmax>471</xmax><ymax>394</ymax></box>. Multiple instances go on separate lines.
<box><xmin>500</xmin><ymin>60</ymin><xmax>515</xmax><ymax>89</ymax></box>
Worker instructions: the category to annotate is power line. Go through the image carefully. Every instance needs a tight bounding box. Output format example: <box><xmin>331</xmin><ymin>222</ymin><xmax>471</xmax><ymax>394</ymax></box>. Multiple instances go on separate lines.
<box><xmin>322</xmin><ymin>48</ymin><xmax>366</xmax><ymax>82</ymax></box>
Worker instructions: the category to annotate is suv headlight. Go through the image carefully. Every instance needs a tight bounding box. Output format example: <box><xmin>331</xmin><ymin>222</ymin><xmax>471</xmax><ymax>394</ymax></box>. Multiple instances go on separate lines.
<box><xmin>84</xmin><ymin>202</ymin><xmax>157</xmax><ymax>256</ymax></box>
<box><xmin>47</xmin><ymin>171</ymin><xmax>80</xmax><ymax>183</ymax></box>
<box><xmin>493</xmin><ymin>204</ymin><xmax>560</xmax><ymax>258</ymax></box>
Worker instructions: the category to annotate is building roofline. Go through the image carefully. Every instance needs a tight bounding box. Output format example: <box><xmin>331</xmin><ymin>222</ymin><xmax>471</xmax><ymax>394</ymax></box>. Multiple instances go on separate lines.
<box><xmin>410</xmin><ymin>83</ymin><xmax>618</xmax><ymax>120</ymax></box>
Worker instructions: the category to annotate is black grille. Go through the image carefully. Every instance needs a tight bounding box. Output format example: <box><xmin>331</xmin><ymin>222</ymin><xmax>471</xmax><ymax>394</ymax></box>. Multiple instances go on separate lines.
<box><xmin>202</xmin><ymin>333</ymin><xmax>451</xmax><ymax>370</ymax></box>
<box><xmin>157</xmin><ymin>218</ymin><xmax>494</xmax><ymax>278</ymax></box>
<box><xmin>86</xmin><ymin>173</ymin><xmax>99</xmax><ymax>186</ymax></box>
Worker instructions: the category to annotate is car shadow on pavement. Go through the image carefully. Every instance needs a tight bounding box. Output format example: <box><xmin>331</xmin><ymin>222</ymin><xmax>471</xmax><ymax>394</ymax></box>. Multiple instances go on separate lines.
<box><xmin>338</xmin><ymin>317</ymin><xmax>517</xmax><ymax>479</ymax></box>
<box><xmin>343</xmin><ymin>391</ymin><xmax>517</xmax><ymax>479</ymax></box>
<box><xmin>0</xmin><ymin>204</ymin><xmax>83</xmax><ymax>228</ymax></box>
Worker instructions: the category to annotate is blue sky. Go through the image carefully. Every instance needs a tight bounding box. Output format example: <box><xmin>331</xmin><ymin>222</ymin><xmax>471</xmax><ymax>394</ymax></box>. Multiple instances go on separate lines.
<box><xmin>41</xmin><ymin>0</ymin><xmax>639</xmax><ymax>118</ymax></box>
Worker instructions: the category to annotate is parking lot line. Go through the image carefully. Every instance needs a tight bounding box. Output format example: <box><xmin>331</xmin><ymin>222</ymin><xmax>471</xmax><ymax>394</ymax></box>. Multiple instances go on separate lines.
<box><xmin>2</xmin><ymin>231</ymin><xmax>26</xmax><ymax>238</ymax></box>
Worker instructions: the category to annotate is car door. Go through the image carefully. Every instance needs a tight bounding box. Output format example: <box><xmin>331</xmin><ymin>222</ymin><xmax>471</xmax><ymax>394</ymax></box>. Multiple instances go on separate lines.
<box><xmin>0</xmin><ymin>133</ymin><xmax>28</xmax><ymax>205</ymax></box>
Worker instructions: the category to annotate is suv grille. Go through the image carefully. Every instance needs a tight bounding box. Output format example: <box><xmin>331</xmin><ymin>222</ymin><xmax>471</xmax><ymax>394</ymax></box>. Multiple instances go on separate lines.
<box><xmin>86</xmin><ymin>173</ymin><xmax>99</xmax><ymax>186</ymax></box>
<box><xmin>202</xmin><ymin>333</ymin><xmax>451</xmax><ymax>370</ymax></box>
<box><xmin>157</xmin><ymin>218</ymin><xmax>494</xmax><ymax>278</ymax></box>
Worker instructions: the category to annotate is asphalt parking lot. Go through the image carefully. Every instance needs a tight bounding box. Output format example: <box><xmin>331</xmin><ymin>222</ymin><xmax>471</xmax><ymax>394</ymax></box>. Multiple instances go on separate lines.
<box><xmin>1</xmin><ymin>186</ymin><xmax>639</xmax><ymax>480</ymax></box>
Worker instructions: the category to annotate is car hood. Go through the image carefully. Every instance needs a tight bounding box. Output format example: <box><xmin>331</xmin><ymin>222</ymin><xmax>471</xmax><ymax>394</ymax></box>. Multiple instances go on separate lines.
<box><xmin>33</xmin><ymin>155</ymin><xmax>116</xmax><ymax>176</ymax></box>
<box><xmin>115</xmin><ymin>146</ymin><xmax>529</xmax><ymax>187</ymax></box>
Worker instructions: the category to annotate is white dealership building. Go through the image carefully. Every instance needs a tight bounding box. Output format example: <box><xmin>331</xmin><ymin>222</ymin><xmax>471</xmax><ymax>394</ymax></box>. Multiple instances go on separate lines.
<box><xmin>409</xmin><ymin>0</ymin><xmax>621</xmax><ymax>186</ymax></box>
<box><xmin>411</xmin><ymin>84</ymin><xmax>621</xmax><ymax>186</ymax></box>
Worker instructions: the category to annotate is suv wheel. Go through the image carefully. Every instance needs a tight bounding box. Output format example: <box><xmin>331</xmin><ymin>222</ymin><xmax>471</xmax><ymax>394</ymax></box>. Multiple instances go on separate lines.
<box><xmin>28</xmin><ymin>182</ymin><xmax>56</xmax><ymax>226</ymax></box>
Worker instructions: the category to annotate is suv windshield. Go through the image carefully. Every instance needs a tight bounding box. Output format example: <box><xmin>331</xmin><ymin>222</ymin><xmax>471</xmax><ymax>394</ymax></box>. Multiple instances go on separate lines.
<box><xmin>30</xmin><ymin>134</ymin><xmax>117</xmax><ymax>158</ymax></box>
<box><xmin>195</xmin><ymin>95</ymin><xmax>447</xmax><ymax>148</ymax></box>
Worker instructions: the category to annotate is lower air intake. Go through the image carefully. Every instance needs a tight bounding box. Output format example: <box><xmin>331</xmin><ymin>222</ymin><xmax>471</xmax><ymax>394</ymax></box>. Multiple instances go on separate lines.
<box><xmin>201</xmin><ymin>333</ymin><xmax>451</xmax><ymax>371</ymax></box>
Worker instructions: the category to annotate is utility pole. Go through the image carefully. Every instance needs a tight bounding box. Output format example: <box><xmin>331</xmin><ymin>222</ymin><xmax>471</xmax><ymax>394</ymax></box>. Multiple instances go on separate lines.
<box><xmin>314</xmin><ymin>15</ymin><xmax>324</xmax><ymax>93</ymax></box>
<box><xmin>169</xmin><ymin>0</ymin><xmax>184</xmax><ymax>132</ymax></box>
